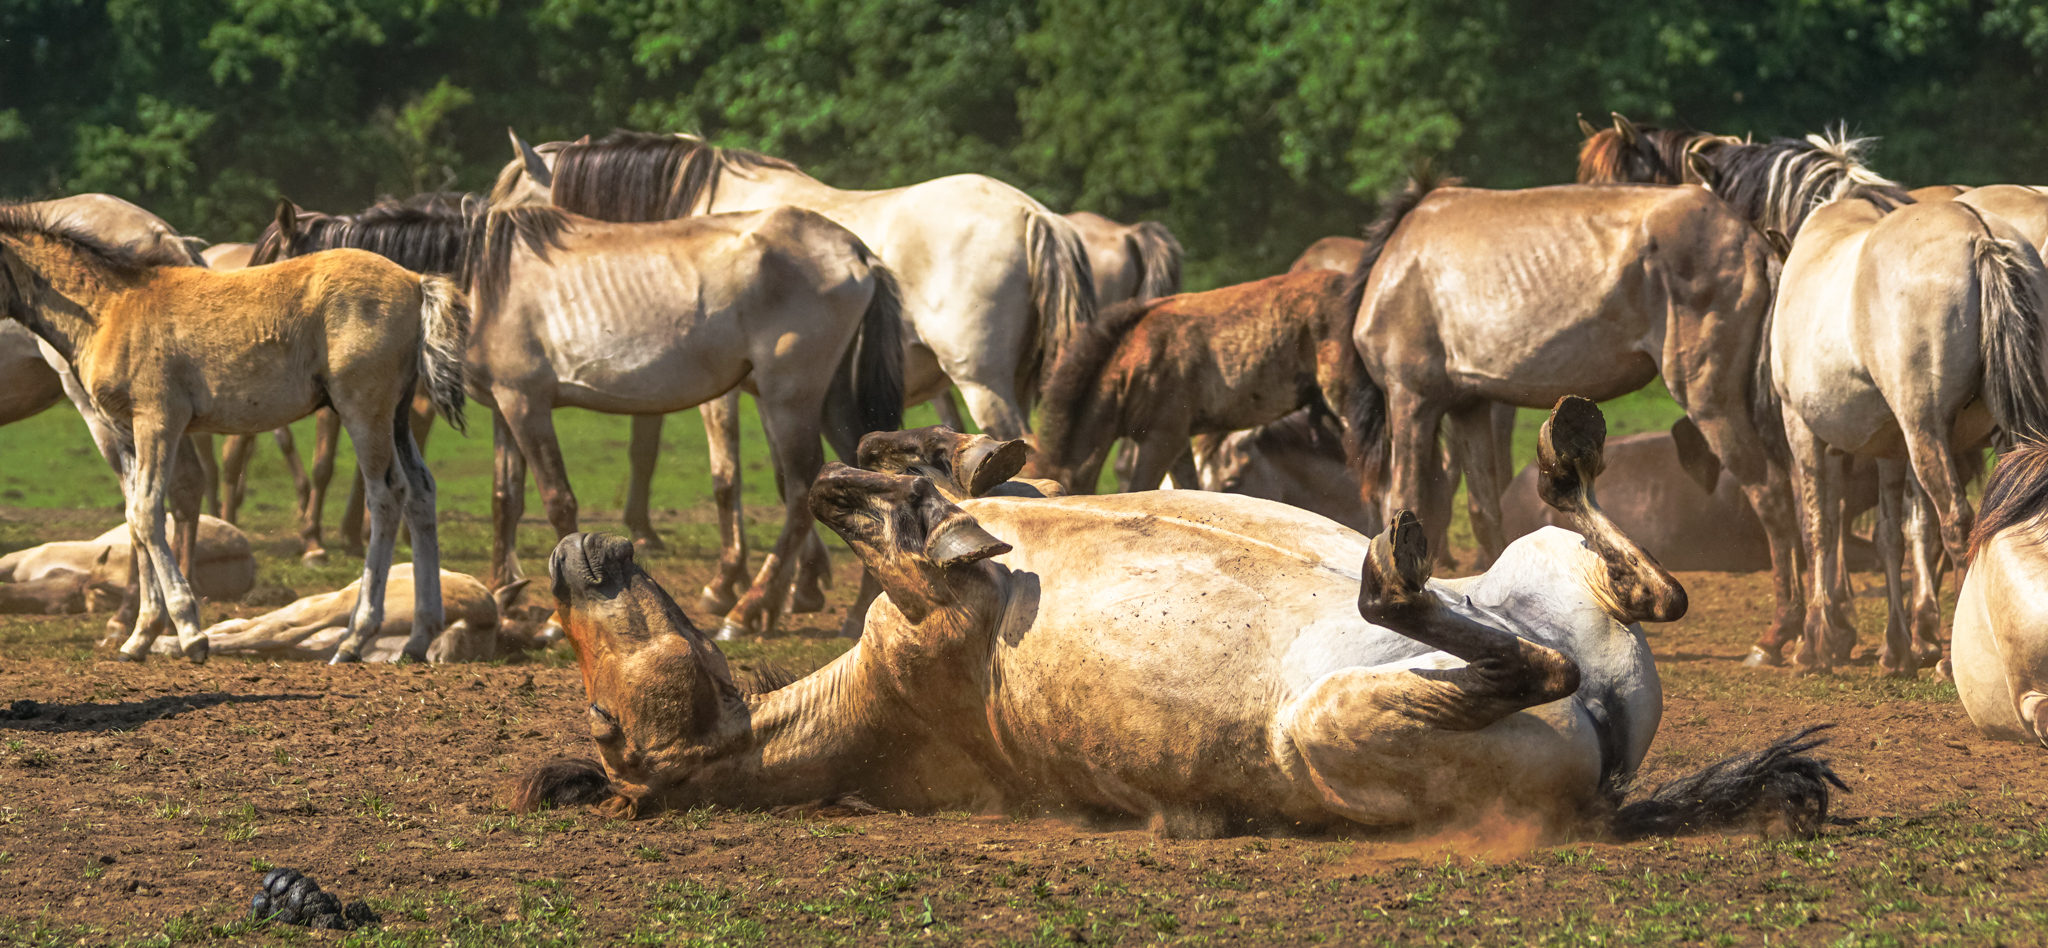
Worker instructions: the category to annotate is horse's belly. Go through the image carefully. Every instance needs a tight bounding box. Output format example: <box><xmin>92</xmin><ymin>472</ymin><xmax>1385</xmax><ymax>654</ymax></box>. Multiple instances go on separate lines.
<box><xmin>544</xmin><ymin>325</ymin><xmax>750</xmax><ymax>414</ymax></box>
<box><xmin>1439</xmin><ymin>314</ymin><xmax>1658</xmax><ymax>405</ymax></box>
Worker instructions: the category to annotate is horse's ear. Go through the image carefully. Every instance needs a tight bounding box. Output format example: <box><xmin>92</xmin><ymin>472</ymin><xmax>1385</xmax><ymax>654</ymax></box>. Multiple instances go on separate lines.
<box><xmin>1577</xmin><ymin>113</ymin><xmax>1599</xmax><ymax>139</ymax></box>
<box><xmin>1669</xmin><ymin>416</ymin><xmax>1722</xmax><ymax>495</ymax></box>
<box><xmin>1763</xmin><ymin>228</ymin><xmax>1793</xmax><ymax>259</ymax></box>
<box><xmin>508</xmin><ymin>128</ymin><xmax>553</xmax><ymax>187</ymax></box>
<box><xmin>273</xmin><ymin>198</ymin><xmax>300</xmax><ymax>240</ymax></box>
<box><xmin>493</xmin><ymin>577</ymin><xmax>534</xmax><ymax>616</ymax></box>
<box><xmin>573</xmin><ymin>134</ymin><xmax>591</xmax><ymax>145</ymax></box>
<box><xmin>1610</xmin><ymin>112</ymin><xmax>1641</xmax><ymax>146</ymax></box>
<box><xmin>1685</xmin><ymin>151</ymin><xmax>1715</xmax><ymax>186</ymax></box>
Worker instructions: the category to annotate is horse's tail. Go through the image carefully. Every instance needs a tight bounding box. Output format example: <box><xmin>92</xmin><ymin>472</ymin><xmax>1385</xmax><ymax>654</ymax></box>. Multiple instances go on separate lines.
<box><xmin>823</xmin><ymin>254</ymin><xmax>907</xmax><ymax>459</ymax></box>
<box><xmin>1023</xmin><ymin>210</ymin><xmax>1099</xmax><ymax>402</ymax></box>
<box><xmin>1973</xmin><ymin>235</ymin><xmax>2048</xmax><ymax>448</ymax></box>
<box><xmin>1129</xmin><ymin>221</ymin><xmax>1185</xmax><ymax>301</ymax></box>
<box><xmin>417</xmin><ymin>274</ymin><xmax>471</xmax><ymax>434</ymax></box>
<box><xmin>1339</xmin><ymin>169</ymin><xmax>1451</xmax><ymax>488</ymax></box>
<box><xmin>1610</xmin><ymin>725</ymin><xmax>1848</xmax><ymax>840</ymax></box>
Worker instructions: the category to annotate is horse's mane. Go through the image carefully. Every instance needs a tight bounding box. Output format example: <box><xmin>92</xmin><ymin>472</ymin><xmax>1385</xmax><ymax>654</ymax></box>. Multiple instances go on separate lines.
<box><xmin>547</xmin><ymin>130</ymin><xmax>803</xmax><ymax>222</ymax></box>
<box><xmin>1972</xmin><ymin>442</ymin><xmax>2048</xmax><ymax>559</ymax></box>
<box><xmin>1036</xmin><ymin>296</ymin><xmax>1163</xmax><ymax>470</ymax></box>
<box><xmin>470</xmin><ymin>205</ymin><xmax>574</xmax><ymax>323</ymax></box>
<box><xmin>1577</xmin><ymin>126</ymin><xmax>1736</xmax><ymax>185</ymax></box>
<box><xmin>1702</xmin><ymin>129</ymin><xmax>1906</xmax><ymax>238</ymax></box>
<box><xmin>254</xmin><ymin>195</ymin><xmax>485</xmax><ymax>275</ymax></box>
<box><xmin>0</xmin><ymin>203</ymin><xmax>194</xmax><ymax>273</ymax></box>
<box><xmin>1244</xmin><ymin>404</ymin><xmax>1347</xmax><ymax>458</ymax></box>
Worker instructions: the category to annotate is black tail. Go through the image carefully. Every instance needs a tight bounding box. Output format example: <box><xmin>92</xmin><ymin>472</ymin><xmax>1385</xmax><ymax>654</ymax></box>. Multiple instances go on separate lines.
<box><xmin>506</xmin><ymin>757</ymin><xmax>614</xmax><ymax>813</ymax></box>
<box><xmin>823</xmin><ymin>258</ymin><xmax>906</xmax><ymax>461</ymax></box>
<box><xmin>1611</xmin><ymin>725</ymin><xmax>1848</xmax><ymax>840</ymax></box>
<box><xmin>1339</xmin><ymin>169</ymin><xmax>1453</xmax><ymax>487</ymax></box>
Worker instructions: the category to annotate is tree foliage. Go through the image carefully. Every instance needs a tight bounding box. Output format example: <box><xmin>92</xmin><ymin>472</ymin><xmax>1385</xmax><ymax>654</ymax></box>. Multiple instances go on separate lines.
<box><xmin>7</xmin><ymin>0</ymin><xmax>2048</xmax><ymax>284</ymax></box>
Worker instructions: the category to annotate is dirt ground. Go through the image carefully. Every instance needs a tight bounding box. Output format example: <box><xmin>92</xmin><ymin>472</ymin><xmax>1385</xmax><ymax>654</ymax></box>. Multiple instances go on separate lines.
<box><xmin>3</xmin><ymin>511</ymin><xmax>2048</xmax><ymax>946</ymax></box>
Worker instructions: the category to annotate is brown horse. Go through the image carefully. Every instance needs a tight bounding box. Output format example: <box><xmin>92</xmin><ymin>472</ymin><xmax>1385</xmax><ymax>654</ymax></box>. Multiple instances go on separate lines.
<box><xmin>1034</xmin><ymin>269</ymin><xmax>1378</xmax><ymax>497</ymax></box>
<box><xmin>1287</xmin><ymin>236</ymin><xmax>1368</xmax><ymax>274</ymax></box>
<box><xmin>0</xmin><ymin>205</ymin><xmax>468</xmax><ymax>663</ymax></box>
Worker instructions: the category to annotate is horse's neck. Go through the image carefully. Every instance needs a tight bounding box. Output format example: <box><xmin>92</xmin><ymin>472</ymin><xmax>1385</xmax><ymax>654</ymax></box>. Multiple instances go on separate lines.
<box><xmin>701</xmin><ymin>647</ymin><xmax>899</xmax><ymax>805</ymax></box>
<box><xmin>2</xmin><ymin>239</ymin><xmax>120</xmax><ymax>364</ymax></box>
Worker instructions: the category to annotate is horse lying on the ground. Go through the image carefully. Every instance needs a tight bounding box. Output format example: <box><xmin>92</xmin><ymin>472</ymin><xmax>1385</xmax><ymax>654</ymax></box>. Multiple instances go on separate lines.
<box><xmin>0</xmin><ymin>515</ymin><xmax>254</xmax><ymax>606</ymax></box>
<box><xmin>1952</xmin><ymin>443</ymin><xmax>2048</xmax><ymax>743</ymax></box>
<box><xmin>514</xmin><ymin>397</ymin><xmax>1844</xmax><ymax>841</ymax></box>
<box><xmin>1191</xmin><ymin>407</ymin><xmax>1379</xmax><ymax>534</ymax></box>
<box><xmin>147</xmin><ymin>566</ymin><xmax>562</xmax><ymax>662</ymax></box>
<box><xmin>0</xmin><ymin>323</ymin><xmax>64</xmax><ymax>427</ymax></box>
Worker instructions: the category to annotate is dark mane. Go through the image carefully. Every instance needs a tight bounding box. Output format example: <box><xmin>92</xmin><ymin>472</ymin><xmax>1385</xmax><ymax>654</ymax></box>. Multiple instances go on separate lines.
<box><xmin>252</xmin><ymin>194</ymin><xmax>483</xmax><ymax>275</ymax></box>
<box><xmin>0</xmin><ymin>203</ymin><xmax>183</xmax><ymax>275</ymax></box>
<box><xmin>1972</xmin><ymin>442</ymin><xmax>2048</xmax><ymax>559</ymax></box>
<box><xmin>470</xmin><ymin>206</ymin><xmax>573</xmax><ymax>323</ymax></box>
<box><xmin>1577</xmin><ymin>126</ymin><xmax>1729</xmax><ymax>185</ymax></box>
<box><xmin>1036</xmin><ymin>296</ymin><xmax>1164</xmax><ymax>470</ymax></box>
<box><xmin>549</xmin><ymin>130</ymin><xmax>803</xmax><ymax>223</ymax></box>
<box><xmin>1696</xmin><ymin>130</ymin><xmax>1907</xmax><ymax>238</ymax></box>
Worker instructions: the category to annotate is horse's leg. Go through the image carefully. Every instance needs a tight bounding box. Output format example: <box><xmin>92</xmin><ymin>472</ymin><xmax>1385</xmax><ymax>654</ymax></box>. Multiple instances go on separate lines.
<box><xmin>1446</xmin><ymin>402</ymin><xmax>1508</xmax><ymax>570</ymax></box>
<box><xmin>1168</xmin><ymin>450</ymin><xmax>1200</xmax><ymax>491</ymax></box>
<box><xmin>1784</xmin><ymin>410</ymin><xmax>1848</xmax><ymax>674</ymax></box>
<box><xmin>189</xmin><ymin>433</ymin><xmax>220</xmax><ymax>518</ymax></box>
<box><xmin>720</xmin><ymin>392</ymin><xmax>825</xmax><ymax>638</ymax></box>
<box><xmin>330</xmin><ymin>410</ymin><xmax>403</xmax><ymax>664</ymax></box>
<box><xmin>497</xmin><ymin>387</ymin><xmax>578</xmax><ymax>539</ymax></box>
<box><xmin>391</xmin><ymin>405</ymin><xmax>443</xmax><ymax>662</ymax></box>
<box><xmin>300</xmin><ymin>408</ymin><xmax>340</xmax><ymax>563</ymax></box>
<box><xmin>1900</xmin><ymin>420</ymin><xmax>1974</xmax><ymax>627</ymax></box>
<box><xmin>270</xmin><ymin>425</ymin><xmax>309</xmax><ymax>524</ymax></box>
<box><xmin>117</xmin><ymin>420</ymin><xmax>208</xmax><ymax>663</ymax></box>
<box><xmin>698</xmin><ymin>393</ymin><xmax>749</xmax><ymax>614</ymax></box>
<box><xmin>1682</xmin><ymin>402</ymin><xmax>1806</xmax><ymax>668</ymax></box>
<box><xmin>490</xmin><ymin>408</ymin><xmax>528</xmax><ymax>588</ymax></box>
<box><xmin>341</xmin><ymin>470</ymin><xmax>368</xmax><ymax>557</ymax></box>
<box><xmin>1127</xmin><ymin>421</ymin><xmax>1194</xmax><ymax>498</ymax></box>
<box><xmin>763</xmin><ymin>444</ymin><xmax>832</xmax><ymax>613</ymax></box>
<box><xmin>1905</xmin><ymin>484</ymin><xmax>1947</xmax><ymax>664</ymax></box>
<box><xmin>954</xmin><ymin>380</ymin><xmax>1029</xmax><ymax>443</ymax></box>
<box><xmin>624</xmin><ymin>414</ymin><xmax>667</xmax><ymax>550</ymax></box>
<box><xmin>218</xmin><ymin>433</ymin><xmax>254</xmax><ymax>526</ymax></box>
<box><xmin>170</xmin><ymin>436</ymin><xmax>203</xmax><ymax>590</ymax></box>
<box><xmin>1874</xmin><ymin>460</ymin><xmax>1917</xmax><ymax>676</ymax></box>
<box><xmin>932</xmin><ymin>389</ymin><xmax>967</xmax><ymax>432</ymax></box>
<box><xmin>1383</xmin><ymin>388</ymin><xmax>1451</xmax><ymax>558</ymax></box>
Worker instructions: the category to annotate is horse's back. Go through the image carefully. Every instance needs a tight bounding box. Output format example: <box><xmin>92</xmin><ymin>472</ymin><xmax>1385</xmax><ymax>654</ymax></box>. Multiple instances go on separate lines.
<box><xmin>1958</xmin><ymin>185</ymin><xmax>2048</xmax><ymax>252</ymax></box>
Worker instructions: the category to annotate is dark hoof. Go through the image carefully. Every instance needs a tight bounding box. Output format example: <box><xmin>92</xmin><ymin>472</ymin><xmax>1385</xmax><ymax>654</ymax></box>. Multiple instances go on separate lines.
<box><xmin>1541</xmin><ymin>396</ymin><xmax>1608</xmax><ymax>475</ymax></box>
<box><xmin>116</xmin><ymin>649</ymin><xmax>146</xmax><ymax>664</ymax></box>
<box><xmin>633</xmin><ymin>533</ymin><xmax>668</xmax><ymax>553</ymax></box>
<box><xmin>1935</xmin><ymin>658</ymin><xmax>1955</xmax><ymax>681</ymax></box>
<box><xmin>790</xmin><ymin>583</ymin><xmax>827</xmax><ymax>614</ymax></box>
<box><xmin>1362</xmin><ymin>510</ymin><xmax>1432</xmax><ymax>607</ymax></box>
<box><xmin>397</xmin><ymin>650</ymin><xmax>429</xmax><ymax>665</ymax></box>
<box><xmin>182</xmin><ymin>637</ymin><xmax>210</xmax><ymax>664</ymax></box>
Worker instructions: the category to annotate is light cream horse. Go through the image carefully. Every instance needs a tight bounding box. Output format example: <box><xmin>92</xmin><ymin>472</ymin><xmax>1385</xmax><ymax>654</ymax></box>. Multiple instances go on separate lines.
<box><xmin>1953</xmin><ymin>443</ymin><xmax>2048</xmax><ymax>742</ymax></box>
<box><xmin>0</xmin><ymin>205</ymin><xmax>468</xmax><ymax>663</ymax></box>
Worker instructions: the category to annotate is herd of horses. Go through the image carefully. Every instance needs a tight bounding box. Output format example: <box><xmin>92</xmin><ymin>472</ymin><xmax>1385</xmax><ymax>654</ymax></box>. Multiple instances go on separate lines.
<box><xmin>14</xmin><ymin>111</ymin><xmax>2048</xmax><ymax>841</ymax></box>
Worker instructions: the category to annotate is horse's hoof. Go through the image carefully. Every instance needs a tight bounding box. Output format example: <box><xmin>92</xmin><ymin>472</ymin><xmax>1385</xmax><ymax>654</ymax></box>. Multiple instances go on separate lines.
<box><xmin>182</xmin><ymin>638</ymin><xmax>210</xmax><ymax>664</ymax></box>
<box><xmin>1935</xmin><ymin>658</ymin><xmax>1955</xmax><ymax>681</ymax></box>
<box><xmin>715</xmin><ymin>617</ymin><xmax>751</xmax><ymax>642</ymax></box>
<box><xmin>396</xmin><ymin>650</ymin><xmax>429</xmax><ymax>665</ymax></box>
<box><xmin>1742</xmin><ymin>647</ymin><xmax>1782</xmax><ymax>668</ymax></box>
<box><xmin>328</xmin><ymin>651</ymin><xmax>361</xmax><ymax>665</ymax></box>
<box><xmin>699</xmin><ymin>588</ymin><xmax>739</xmax><ymax>615</ymax></box>
<box><xmin>634</xmin><ymin>534</ymin><xmax>669</xmax><ymax>553</ymax></box>
<box><xmin>790</xmin><ymin>585</ymin><xmax>827</xmax><ymax>614</ymax></box>
<box><xmin>301</xmin><ymin>549</ymin><xmax>329</xmax><ymax>566</ymax></box>
<box><xmin>115</xmin><ymin>650</ymin><xmax>145</xmax><ymax>664</ymax></box>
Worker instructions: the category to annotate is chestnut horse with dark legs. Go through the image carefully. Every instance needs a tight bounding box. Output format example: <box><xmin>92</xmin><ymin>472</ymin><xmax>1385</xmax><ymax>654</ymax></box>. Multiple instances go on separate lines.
<box><xmin>1032</xmin><ymin>269</ymin><xmax>1380</xmax><ymax>501</ymax></box>
<box><xmin>1347</xmin><ymin>165</ymin><xmax>1796</xmax><ymax>658</ymax></box>
<box><xmin>0</xmin><ymin>205</ymin><xmax>468</xmax><ymax>663</ymax></box>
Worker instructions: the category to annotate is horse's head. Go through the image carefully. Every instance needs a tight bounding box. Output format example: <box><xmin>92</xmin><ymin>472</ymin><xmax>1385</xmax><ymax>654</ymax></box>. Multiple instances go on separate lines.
<box><xmin>492</xmin><ymin>129</ymin><xmax>567</xmax><ymax>209</ymax></box>
<box><xmin>809</xmin><ymin>464</ymin><xmax>1011</xmax><ymax>624</ymax></box>
<box><xmin>855</xmin><ymin>426</ymin><xmax>1030</xmax><ymax>502</ymax></box>
<box><xmin>543</xmin><ymin>532</ymin><xmax>746</xmax><ymax>818</ymax></box>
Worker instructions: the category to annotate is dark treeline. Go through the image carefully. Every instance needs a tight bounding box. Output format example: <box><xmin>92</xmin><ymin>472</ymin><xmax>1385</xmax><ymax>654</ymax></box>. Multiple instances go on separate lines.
<box><xmin>6</xmin><ymin>0</ymin><xmax>2048</xmax><ymax>288</ymax></box>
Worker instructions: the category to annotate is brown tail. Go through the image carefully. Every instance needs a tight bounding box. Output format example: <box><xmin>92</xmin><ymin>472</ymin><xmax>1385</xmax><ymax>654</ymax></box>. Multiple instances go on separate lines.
<box><xmin>1128</xmin><ymin>221</ymin><xmax>1184</xmax><ymax>301</ymax></box>
<box><xmin>1974</xmin><ymin>235</ymin><xmax>2048</xmax><ymax>448</ymax></box>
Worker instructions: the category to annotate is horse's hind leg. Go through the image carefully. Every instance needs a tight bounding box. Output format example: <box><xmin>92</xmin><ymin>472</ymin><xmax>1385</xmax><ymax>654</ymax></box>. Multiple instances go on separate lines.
<box><xmin>489</xmin><ymin>408</ymin><xmax>528</xmax><ymax>588</ymax></box>
<box><xmin>1875</xmin><ymin>460</ymin><xmax>1918</xmax><ymax>676</ymax></box>
<box><xmin>1383</xmin><ymin>388</ymin><xmax>1453</xmax><ymax>559</ymax></box>
<box><xmin>218</xmin><ymin>434</ymin><xmax>255</xmax><ymax>525</ymax></box>
<box><xmin>699</xmin><ymin>393</ymin><xmax>749</xmax><ymax>614</ymax></box>
<box><xmin>1784</xmin><ymin>410</ymin><xmax>1851</xmax><ymax>673</ymax></box>
<box><xmin>721</xmin><ymin>390</ymin><xmax>826</xmax><ymax>637</ymax></box>
<box><xmin>392</xmin><ymin>407</ymin><xmax>443</xmax><ymax>662</ymax></box>
<box><xmin>118</xmin><ymin>420</ymin><xmax>208</xmax><ymax>663</ymax></box>
<box><xmin>624</xmin><ymin>414</ymin><xmax>667</xmax><ymax>550</ymax></box>
<box><xmin>1446</xmin><ymin>401</ymin><xmax>1509</xmax><ymax>570</ymax></box>
<box><xmin>1906</xmin><ymin>486</ymin><xmax>1947</xmax><ymax>664</ymax></box>
<box><xmin>189</xmin><ymin>434</ymin><xmax>220</xmax><ymax>517</ymax></box>
<box><xmin>331</xmin><ymin>415</ymin><xmax>402</xmax><ymax>664</ymax></box>
<box><xmin>271</xmin><ymin>426</ymin><xmax>312</xmax><ymax>519</ymax></box>
<box><xmin>299</xmin><ymin>408</ymin><xmax>340</xmax><ymax>563</ymax></box>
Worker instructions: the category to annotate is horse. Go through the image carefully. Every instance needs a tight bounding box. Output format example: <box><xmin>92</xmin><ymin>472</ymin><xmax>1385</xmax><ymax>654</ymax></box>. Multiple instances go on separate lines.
<box><xmin>0</xmin><ymin>204</ymin><xmax>468</xmax><ymax>663</ymax></box>
<box><xmin>0</xmin><ymin>323</ymin><xmax>63</xmax><ymax>426</ymax></box>
<box><xmin>1952</xmin><ymin>442</ymin><xmax>2048</xmax><ymax>743</ymax></box>
<box><xmin>1287</xmin><ymin>236</ymin><xmax>1368</xmax><ymax>274</ymax></box>
<box><xmin>513</xmin><ymin>396</ymin><xmax>1845</xmax><ymax>841</ymax></box>
<box><xmin>1347</xmin><ymin>162</ymin><xmax>1796</xmax><ymax>648</ymax></box>
<box><xmin>1032</xmin><ymin>269</ymin><xmax>1378</xmax><ymax>500</ymax></box>
<box><xmin>491</xmin><ymin>130</ymin><xmax>1092</xmax><ymax>608</ymax></box>
<box><xmin>1062</xmin><ymin>211</ymin><xmax>1183</xmax><ymax>307</ymax></box>
<box><xmin>457</xmin><ymin>201</ymin><xmax>903</xmax><ymax>635</ymax></box>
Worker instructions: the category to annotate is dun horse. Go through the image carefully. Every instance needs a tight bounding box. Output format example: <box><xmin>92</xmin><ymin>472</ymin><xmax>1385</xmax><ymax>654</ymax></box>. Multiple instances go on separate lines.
<box><xmin>1347</xmin><ymin>164</ymin><xmax>1795</xmax><ymax>646</ymax></box>
<box><xmin>0</xmin><ymin>205</ymin><xmax>467</xmax><ymax>663</ymax></box>
<box><xmin>1032</xmin><ymin>269</ymin><xmax>1379</xmax><ymax>498</ymax></box>
<box><xmin>1953</xmin><ymin>442</ymin><xmax>2048</xmax><ymax>742</ymax></box>
<box><xmin>1062</xmin><ymin>211</ymin><xmax>1183</xmax><ymax>306</ymax></box>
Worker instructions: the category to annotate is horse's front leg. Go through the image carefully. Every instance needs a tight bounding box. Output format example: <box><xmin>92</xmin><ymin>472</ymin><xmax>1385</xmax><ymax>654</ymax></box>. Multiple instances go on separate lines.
<box><xmin>489</xmin><ymin>408</ymin><xmax>528</xmax><ymax>588</ymax></box>
<box><xmin>953</xmin><ymin>379</ymin><xmax>1029</xmax><ymax>443</ymax></box>
<box><xmin>1446</xmin><ymin>401</ymin><xmax>1510</xmax><ymax>570</ymax></box>
<box><xmin>218</xmin><ymin>434</ymin><xmax>256</xmax><ymax>525</ymax></box>
<box><xmin>392</xmin><ymin>411</ymin><xmax>444</xmax><ymax>662</ymax></box>
<box><xmin>721</xmin><ymin>394</ymin><xmax>825</xmax><ymax>637</ymax></box>
<box><xmin>624</xmin><ymin>413</ymin><xmax>667</xmax><ymax>550</ymax></box>
<box><xmin>699</xmin><ymin>393</ymin><xmax>749</xmax><ymax>614</ymax></box>
<box><xmin>118</xmin><ymin>420</ymin><xmax>209</xmax><ymax>663</ymax></box>
<box><xmin>1874</xmin><ymin>460</ymin><xmax>1917</xmax><ymax>676</ymax></box>
<box><xmin>188</xmin><ymin>434</ymin><xmax>220</xmax><ymax>518</ymax></box>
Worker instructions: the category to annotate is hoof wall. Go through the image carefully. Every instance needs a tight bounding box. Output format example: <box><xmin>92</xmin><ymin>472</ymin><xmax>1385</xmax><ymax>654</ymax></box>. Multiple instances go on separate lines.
<box><xmin>301</xmin><ymin>550</ymin><xmax>329</xmax><ymax>566</ymax></box>
<box><xmin>1742</xmin><ymin>647</ymin><xmax>1782</xmax><ymax>668</ymax></box>
<box><xmin>715</xmin><ymin>619</ymin><xmax>750</xmax><ymax>642</ymax></box>
<box><xmin>328</xmin><ymin>651</ymin><xmax>362</xmax><ymax>665</ymax></box>
<box><xmin>115</xmin><ymin>650</ymin><xmax>145</xmax><ymax>664</ymax></box>
<box><xmin>182</xmin><ymin>638</ymin><xmax>210</xmax><ymax>664</ymax></box>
